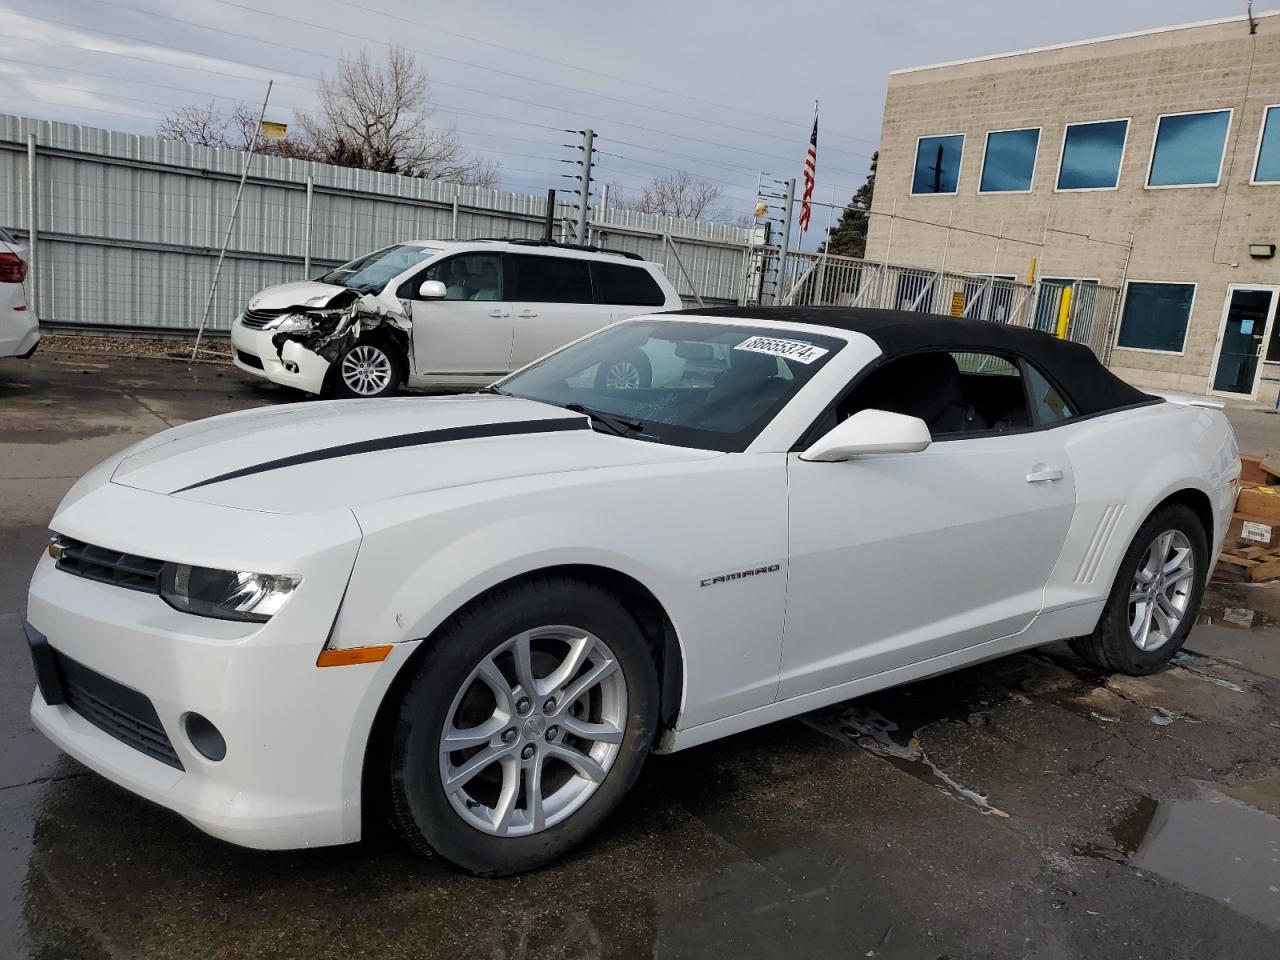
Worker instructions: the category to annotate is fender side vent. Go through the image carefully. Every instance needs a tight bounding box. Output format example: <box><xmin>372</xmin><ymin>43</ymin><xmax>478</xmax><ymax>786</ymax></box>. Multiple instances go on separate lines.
<box><xmin>1075</xmin><ymin>504</ymin><xmax>1126</xmax><ymax>584</ymax></box>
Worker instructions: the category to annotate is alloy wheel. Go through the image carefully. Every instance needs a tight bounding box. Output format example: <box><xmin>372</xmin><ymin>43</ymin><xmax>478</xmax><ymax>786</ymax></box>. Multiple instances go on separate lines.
<box><xmin>340</xmin><ymin>344</ymin><xmax>393</xmax><ymax>395</ymax></box>
<box><xmin>1128</xmin><ymin>529</ymin><xmax>1195</xmax><ymax>651</ymax></box>
<box><xmin>604</xmin><ymin>361</ymin><xmax>641</xmax><ymax>389</ymax></box>
<box><xmin>438</xmin><ymin>626</ymin><xmax>627</xmax><ymax>837</ymax></box>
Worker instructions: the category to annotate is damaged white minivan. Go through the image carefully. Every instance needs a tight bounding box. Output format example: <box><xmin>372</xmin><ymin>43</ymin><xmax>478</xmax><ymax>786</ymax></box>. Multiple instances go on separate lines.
<box><xmin>231</xmin><ymin>239</ymin><xmax>681</xmax><ymax>398</ymax></box>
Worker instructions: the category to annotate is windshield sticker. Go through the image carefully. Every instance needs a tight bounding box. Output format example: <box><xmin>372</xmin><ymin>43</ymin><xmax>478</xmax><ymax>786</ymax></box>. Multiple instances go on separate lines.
<box><xmin>734</xmin><ymin>336</ymin><xmax>828</xmax><ymax>364</ymax></box>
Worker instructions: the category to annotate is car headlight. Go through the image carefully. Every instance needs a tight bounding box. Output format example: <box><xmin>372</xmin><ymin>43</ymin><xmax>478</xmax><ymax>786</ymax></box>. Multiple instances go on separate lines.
<box><xmin>160</xmin><ymin>564</ymin><xmax>300</xmax><ymax>622</ymax></box>
<box><xmin>267</xmin><ymin>314</ymin><xmax>314</xmax><ymax>335</ymax></box>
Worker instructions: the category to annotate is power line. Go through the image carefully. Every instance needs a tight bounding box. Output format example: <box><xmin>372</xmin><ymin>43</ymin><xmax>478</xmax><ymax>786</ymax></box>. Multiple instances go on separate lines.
<box><xmin>326</xmin><ymin>0</ymin><xmax>880</xmax><ymax>150</ymax></box>
<box><xmin>75</xmin><ymin>0</ymin><xmax>877</xmax><ymax>171</ymax></box>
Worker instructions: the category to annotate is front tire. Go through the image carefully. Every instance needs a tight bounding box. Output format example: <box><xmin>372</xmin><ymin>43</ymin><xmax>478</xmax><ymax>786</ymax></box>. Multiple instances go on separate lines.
<box><xmin>323</xmin><ymin>334</ymin><xmax>405</xmax><ymax>399</ymax></box>
<box><xmin>1069</xmin><ymin>503</ymin><xmax>1208</xmax><ymax>675</ymax></box>
<box><xmin>594</xmin><ymin>351</ymin><xmax>652</xmax><ymax>390</ymax></box>
<box><xmin>387</xmin><ymin>577</ymin><xmax>659</xmax><ymax>876</ymax></box>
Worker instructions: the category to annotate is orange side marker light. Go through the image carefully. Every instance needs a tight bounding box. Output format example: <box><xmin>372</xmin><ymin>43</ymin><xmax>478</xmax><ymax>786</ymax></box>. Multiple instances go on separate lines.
<box><xmin>316</xmin><ymin>645</ymin><xmax>394</xmax><ymax>668</ymax></box>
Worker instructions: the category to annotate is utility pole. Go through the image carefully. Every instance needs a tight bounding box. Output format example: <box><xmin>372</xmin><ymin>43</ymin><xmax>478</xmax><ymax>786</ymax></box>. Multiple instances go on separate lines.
<box><xmin>777</xmin><ymin>177</ymin><xmax>796</xmax><ymax>302</ymax></box>
<box><xmin>576</xmin><ymin>128</ymin><xmax>594</xmax><ymax>244</ymax></box>
<box><xmin>542</xmin><ymin>188</ymin><xmax>556</xmax><ymax>242</ymax></box>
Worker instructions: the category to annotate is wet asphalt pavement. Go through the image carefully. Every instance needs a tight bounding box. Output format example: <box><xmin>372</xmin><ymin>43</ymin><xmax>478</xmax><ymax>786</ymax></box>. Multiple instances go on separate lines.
<box><xmin>2</xmin><ymin>351</ymin><xmax>1279</xmax><ymax>959</ymax></box>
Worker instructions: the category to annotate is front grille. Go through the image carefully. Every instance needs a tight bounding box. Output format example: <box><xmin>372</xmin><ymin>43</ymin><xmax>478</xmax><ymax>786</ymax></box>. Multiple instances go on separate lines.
<box><xmin>55</xmin><ymin>537</ymin><xmax>164</xmax><ymax>594</ymax></box>
<box><xmin>53</xmin><ymin>649</ymin><xmax>184</xmax><ymax>770</ymax></box>
<box><xmin>241</xmin><ymin>307</ymin><xmax>285</xmax><ymax>329</ymax></box>
<box><xmin>235</xmin><ymin>349</ymin><xmax>264</xmax><ymax>369</ymax></box>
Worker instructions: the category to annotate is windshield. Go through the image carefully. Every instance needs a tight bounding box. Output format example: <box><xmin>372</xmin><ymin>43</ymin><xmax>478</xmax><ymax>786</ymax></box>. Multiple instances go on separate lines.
<box><xmin>316</xmin><ymin>243</ymin><xmax>440</xmax><ymax>292</ymax></box>
<box><xmin>496</xmin><ymin>319</ymin><xmax>844</xmax><ymax>452</ymax></box>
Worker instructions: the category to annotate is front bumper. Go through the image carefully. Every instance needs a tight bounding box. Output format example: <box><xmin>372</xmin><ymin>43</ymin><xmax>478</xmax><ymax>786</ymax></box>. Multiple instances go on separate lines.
<box><xmin>25</xmin><ymin>484</ymin><xmax>410</xmax><ymax>850</ymax></box>
<box><xmin>231</xmin><ymin>318</ymin><xmax>329</xmax><ymax>395</ymax></box>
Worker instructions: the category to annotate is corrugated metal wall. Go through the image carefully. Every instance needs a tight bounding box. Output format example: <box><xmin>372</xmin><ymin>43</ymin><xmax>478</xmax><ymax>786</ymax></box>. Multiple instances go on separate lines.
<box><xmin>0</xmin><ymin>115</ymin><xmax>755</xmax><ymax>333</ymax></box>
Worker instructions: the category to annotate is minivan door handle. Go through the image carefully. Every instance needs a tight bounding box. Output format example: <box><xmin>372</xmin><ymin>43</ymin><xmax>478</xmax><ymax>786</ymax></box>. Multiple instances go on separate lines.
<box><xmin>516</xmin><ymin>309</ymin><xmax>538</xmax><ymax>319</ymax></box>
<box><xmin>488</xmin><ymin>309</ymin><xmax>508</xmax><ymax>319</ymax></box>
<box><xmin>1026</xmin><ymin>466</ymin><xmax>1064</xmax><ymax>483</ymax></box>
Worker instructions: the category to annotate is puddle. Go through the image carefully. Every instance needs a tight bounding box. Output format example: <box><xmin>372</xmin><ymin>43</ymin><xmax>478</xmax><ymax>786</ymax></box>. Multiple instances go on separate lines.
<box><xmin>1074</xmin><ymin>791</ymin><xmax>1280</xmax><ymax>930</ymax></box>
<box><xmin>804</xmin><ymin>696</ymin><xmax>1010</xmax><ymax>818</ymax></box>
<box><xmin>1200</xmin><ymin>582</ymin><xmax>1280</xmax><ymax>632</ymax></box>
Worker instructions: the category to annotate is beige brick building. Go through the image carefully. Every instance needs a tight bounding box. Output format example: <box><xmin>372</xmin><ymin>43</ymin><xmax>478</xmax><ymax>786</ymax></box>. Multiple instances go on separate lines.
<box><xmin>866</xmin><ymin>11</ymin><xmax>1280</xmax><ymax>403</ymax></box>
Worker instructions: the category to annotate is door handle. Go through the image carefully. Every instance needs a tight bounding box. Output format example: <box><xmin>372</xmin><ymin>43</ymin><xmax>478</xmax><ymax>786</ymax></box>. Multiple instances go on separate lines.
<box><xmin>516</xmin><ymin>310</ymin><xmax>538</xmax><ymax>319</ymax></box>
<box><xmin>1026</xmin><ymin>467</ymin><xmax>1063</xmax><ymax>483</ymax></box>
<box><xmin>488</xmin><ymin>309</ymin><xmax>507</xmax><ymax>318</ymax></box>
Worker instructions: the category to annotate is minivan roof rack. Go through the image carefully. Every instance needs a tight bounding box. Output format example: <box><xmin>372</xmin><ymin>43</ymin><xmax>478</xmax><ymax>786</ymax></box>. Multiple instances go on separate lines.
<box><xmin>469</xmin><ymin>238</ymin><xmax>645</xmax><ymax>261</ymax></box>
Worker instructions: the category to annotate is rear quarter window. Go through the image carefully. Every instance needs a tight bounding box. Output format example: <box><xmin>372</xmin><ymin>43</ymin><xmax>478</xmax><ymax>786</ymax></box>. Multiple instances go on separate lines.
<box><xmin>591</xmin><ymin>262</ymin><xmax>667</xmax><ymax>306</ymax></box>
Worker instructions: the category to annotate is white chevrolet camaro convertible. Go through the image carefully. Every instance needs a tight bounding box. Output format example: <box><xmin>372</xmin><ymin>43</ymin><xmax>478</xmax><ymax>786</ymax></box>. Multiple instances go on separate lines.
<box><xmin>25</xmin><ymin>308</ymin><xmax>1239</xmax><ymax>875</ymax></box>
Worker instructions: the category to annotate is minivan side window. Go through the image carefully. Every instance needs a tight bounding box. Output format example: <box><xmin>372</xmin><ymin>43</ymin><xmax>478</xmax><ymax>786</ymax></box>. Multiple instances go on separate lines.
<box><xmin>400</xmin><ymin>253</ymin><xmax>503</xmax><ymax>301</ymax></box>
<box><xmin>415</xmin><ymin>253</ymin><xmax>504</xmax><ymax>301</ymax></box>
<box><xmin>509</xmin><ymin>255</ymin><xmax>593</xmax><ymax>303</ymax></box>
<box><xmin>591</xmin><ymin>261</ymin><xmax>666</xmax><ymax>306</ymax></box>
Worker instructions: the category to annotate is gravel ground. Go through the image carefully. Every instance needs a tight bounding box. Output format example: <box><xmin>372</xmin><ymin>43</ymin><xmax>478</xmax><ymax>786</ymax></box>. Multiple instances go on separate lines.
<box><xmin>37</xmin><ymin>333</ymin><xmax>232</xmax><ymax>363</ymax></box>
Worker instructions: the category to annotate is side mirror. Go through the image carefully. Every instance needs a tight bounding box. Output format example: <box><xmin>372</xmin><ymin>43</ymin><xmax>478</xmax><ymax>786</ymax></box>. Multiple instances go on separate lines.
<box><xmin>418</xmin><ymin>280</ymin><xmax>447</xmax><ymax>300</ymax></box>
<box><xmin>800</xmin><ymin>409</ymin><xmax>931</xmax><ymax>462</ymax></box>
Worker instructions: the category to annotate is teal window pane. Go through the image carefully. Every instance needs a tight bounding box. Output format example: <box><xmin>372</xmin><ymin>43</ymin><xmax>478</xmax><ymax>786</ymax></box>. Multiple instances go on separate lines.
<box><xmin>1255</xmin><ymin>106</ymin><xmax>1280</xmax><ymax>182</ymax></box>
<box><xmin>912</xmin><ymin>134</ymin><xmax>964</xmax><ymax>194</ymax></box>
<box><xmin>980</xmin><ymin>128</ymin><xmax>1039</xmax><ymax>192</ymax></box>
<box><xmin>1148</xmin><ymin>111</ymin><xmax>1230</xmax><ymax>186</ymax></box>
<box><xmin>1116</xmin><ymin>282</ymin><xmax>1195</xmax><ymax>352</ymax></box>
<box><xmin>1057</xmin><ymin>119</ymin><xmax>1128</xmax><ymax>190</ymax></box>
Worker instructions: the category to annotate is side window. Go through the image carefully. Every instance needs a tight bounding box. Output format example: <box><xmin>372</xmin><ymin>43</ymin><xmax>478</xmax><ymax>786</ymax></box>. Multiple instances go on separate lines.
<box><xmin>509</xmin><ymin>255</ymin><xmax>593</xmax><ymax>303</ymax></box>
<box><xmin>837</xmin><ymin>349</ymin><xmax>1032</xmax><ymax>437</ymax></box>
<box><xmin>591</xmin><ymin>262</ymin><xmax>666</xmax><ymax>306</ymax></box>
<box><xmin>1022</xmin><ymin>361</ymin><xmax>1075</xmax><ymax>426</ymax></box>
<box><xmin>408</xmin><ymin>253</ymin><xmax>504</xmax><ymax>301</ymax></box>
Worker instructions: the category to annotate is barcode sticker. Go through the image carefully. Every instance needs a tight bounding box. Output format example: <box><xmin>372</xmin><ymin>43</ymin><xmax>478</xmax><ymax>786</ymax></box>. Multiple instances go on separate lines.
<box><xmin>1242</xmin><ymin>520</ymin><xmax>1272</xmax><ymax>543</ymax></box>
<box><xmin>734</xmin><ymin>336</ymin><xmax>828</xmax><ymax>364</ymax></box>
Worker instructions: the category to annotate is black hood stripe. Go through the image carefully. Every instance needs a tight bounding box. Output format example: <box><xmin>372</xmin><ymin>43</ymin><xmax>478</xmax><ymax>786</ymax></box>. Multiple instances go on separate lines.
<box><xmin>173</xmin><ymin>416</ymin><xmax>589</xmax><ymax>493</ymax></box>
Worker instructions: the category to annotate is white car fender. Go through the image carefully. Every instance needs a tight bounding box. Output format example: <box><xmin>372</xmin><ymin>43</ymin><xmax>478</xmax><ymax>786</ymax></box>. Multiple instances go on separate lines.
<box><xmin>335</xmin><ymin>454</ymin><xmax>791</xmax><ymax>730</ymax></box>
<box><xmin>1042</xmin><ymin>402</ymin><xmax>1238</xmax><ymax>614</ymax></box>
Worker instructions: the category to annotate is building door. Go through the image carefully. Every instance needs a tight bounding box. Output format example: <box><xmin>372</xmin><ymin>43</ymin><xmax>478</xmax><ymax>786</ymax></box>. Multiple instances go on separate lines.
<box><xmin>1211</xmin><ymin>287</ymin><xmax>1278</xmax><ymax>397</ymax></box>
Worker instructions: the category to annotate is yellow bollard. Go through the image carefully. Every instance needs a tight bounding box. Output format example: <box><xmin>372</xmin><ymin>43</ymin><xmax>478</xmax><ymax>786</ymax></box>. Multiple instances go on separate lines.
<box><xmin>1055</xmin><ymin>286</ymin><xmax>1073</xmax><ymax>339</ymax></box>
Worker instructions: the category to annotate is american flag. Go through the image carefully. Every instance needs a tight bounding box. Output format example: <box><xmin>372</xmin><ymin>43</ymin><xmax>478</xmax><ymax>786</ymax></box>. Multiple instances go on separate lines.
<box><xmin>799</xmin><ymin>105</ymin><xmax>818</xmax><ymax>232</ymax></box>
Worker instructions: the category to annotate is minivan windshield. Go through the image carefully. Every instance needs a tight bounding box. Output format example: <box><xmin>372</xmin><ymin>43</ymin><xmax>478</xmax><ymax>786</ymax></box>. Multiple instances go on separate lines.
<box><xmin>495</xmin><ymin>319</ymin><xmax>844</xmax><ymax>452</ymax></box>
<box><xmin>316</xmin><ymin>243</ymin><xmax>440</xmax><ymax>293</ymax></box>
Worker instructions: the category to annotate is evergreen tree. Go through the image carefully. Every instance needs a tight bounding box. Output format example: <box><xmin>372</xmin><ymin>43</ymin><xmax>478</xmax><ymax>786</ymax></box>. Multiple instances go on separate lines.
<box><xmin>822</xmin><ymin>151</ymin><xmax>877</xmax><ymax>258</ymax></box>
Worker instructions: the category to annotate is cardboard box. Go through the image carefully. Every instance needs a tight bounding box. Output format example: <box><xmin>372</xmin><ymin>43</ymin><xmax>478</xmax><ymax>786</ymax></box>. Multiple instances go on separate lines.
<box><xmin>1235</xmin><ymin>485</ymin><xmax>1280</xmax><ymax>525</ymax></box>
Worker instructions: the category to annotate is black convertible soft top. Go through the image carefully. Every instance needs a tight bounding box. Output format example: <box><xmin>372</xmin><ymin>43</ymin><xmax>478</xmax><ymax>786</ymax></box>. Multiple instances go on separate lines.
<box><xmin>669</xmin><ymin>305</ymin><xmax>1156</xmax><ymax>417</ymax></box>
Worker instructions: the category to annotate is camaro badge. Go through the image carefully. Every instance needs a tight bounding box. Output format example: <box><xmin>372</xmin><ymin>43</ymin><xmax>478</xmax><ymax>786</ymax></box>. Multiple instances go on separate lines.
<box><xmin>700</xmin><ymin>563</ymin><xmax>781</xmax><ymax>588</ymax></box>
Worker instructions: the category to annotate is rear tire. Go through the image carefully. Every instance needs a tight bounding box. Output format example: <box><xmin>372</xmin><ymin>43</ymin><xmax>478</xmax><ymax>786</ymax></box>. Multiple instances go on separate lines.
<box><xmin>386</xmin><ymin>577</ymin><xmax>659</xmax><ymax>876</ymax></box>
<box><xmin>1069</xmin><ymin>503</ymin><xmax>1207</xmax><ymax>675</ymax></box>
<box><xmin>322</xmin><ymin>333</ymin><xmax>405</xmax><ymax>399</ymax></box>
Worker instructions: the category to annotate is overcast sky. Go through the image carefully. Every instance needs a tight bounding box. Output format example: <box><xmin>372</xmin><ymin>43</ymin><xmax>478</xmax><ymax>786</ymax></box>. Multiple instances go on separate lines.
<box><xmin>0</xmin><ymin>0</ymin><xmax>1254</xmax><ymax>244</ymax></box>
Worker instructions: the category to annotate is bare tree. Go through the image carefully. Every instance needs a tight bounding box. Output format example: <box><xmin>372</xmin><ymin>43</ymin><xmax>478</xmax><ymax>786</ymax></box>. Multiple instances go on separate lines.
<box><xmin>156</xmin><ymin>101</ymin><xmax>313</xmax><ymax>158</ymax></box>
<box><xmin>297</xmin><ymin>45</ymin><xmax>500</xmax><ymax>187</ymax></box>
<box><xmin>615</xmin><ymin>171</ymin><xmax>729</xmax><ymax>221</ymax></box>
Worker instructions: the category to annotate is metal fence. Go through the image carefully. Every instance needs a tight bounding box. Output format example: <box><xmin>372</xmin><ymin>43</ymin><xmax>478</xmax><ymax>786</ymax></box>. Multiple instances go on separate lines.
<box><xmin>769</xmin><ymin>249</ymin><xmax>1122</xmax><ymax>363</ymax></box>
<box><xmin>0</xmin><ymin>114</ymin><xmax>755</xmax><ymax>334</ymax></box>
<box><xmin>1</xmin><ymin>113</ymin><xmax>1124</xmax><ymax>363</ymax></box>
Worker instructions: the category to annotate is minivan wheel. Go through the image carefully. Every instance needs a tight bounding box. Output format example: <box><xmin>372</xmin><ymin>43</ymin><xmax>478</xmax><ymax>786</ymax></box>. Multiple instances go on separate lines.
<box><xmin>595</xmin><ymin>351</ymin><xmax>652</xmax><ymax>390</ymax></box>
<box><xmin>324</xmin><ymin>335</ymin><xmax>405</xmax><ymax>398</ymax></box>
<box><xmin>387</xmin><ymin>577</ymin><xmax>659</xmax><ymax>876</ymax></box>
<box><xmin>1069</xmin><ymin>503</ymin><xmax>1207</xmax><ymax>675</ymax></box>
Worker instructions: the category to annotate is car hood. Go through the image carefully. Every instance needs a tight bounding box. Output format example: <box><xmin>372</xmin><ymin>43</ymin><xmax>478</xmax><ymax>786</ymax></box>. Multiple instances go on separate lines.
<box><xmin>247</xmin><ymin>280</ymin><xmax>352</xmax><ymax>311</ymax></box>
<box><xmin>105</xmin><ymin>395</ymin><xmax>719</xmax><ymax>514</ymax></box>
